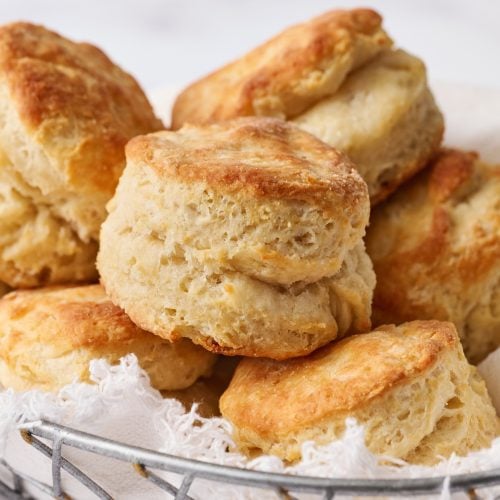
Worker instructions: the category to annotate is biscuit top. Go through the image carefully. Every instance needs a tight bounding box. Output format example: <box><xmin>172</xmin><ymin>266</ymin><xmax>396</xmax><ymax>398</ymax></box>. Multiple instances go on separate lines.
<box><xmin>127</xmin><ymin>117</ymin><xmax>369</xmax><ymax>214</ymax></box>
<box><xmin>0</xmin><ymin>284</ymin><xmax>152</xmax><ymax>352</ymax></box>
<box><xmin>0</xmin><ymin>22</ymin><xmax>163</xmax><ymax>195</ymax></box>
<box><xmin>220</xmin><ymin>321</ymin><xmax>458</xmax><ymax>433</ymax></box>
<box><xmin>172</xmin><ymin>9</ymin><xmax>392</xmax><ymax>128</ymax></box>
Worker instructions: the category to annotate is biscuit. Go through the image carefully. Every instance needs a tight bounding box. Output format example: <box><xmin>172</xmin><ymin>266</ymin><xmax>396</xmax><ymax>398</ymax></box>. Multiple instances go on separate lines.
<box><xmin>0</xmin><ymin>22</ymin><xmax>163</xmax><ymax>288</ymax></box>
<box><xmin>171</xmin><ymin>9</ymin><xmax>443</xmax><ymax>203</ymax></box>
<box><xmin>0</xmin><ymin>285</ymin><xmax>216</xmax><ymax>392</ymax></box>
<box><xmin>172</xmin><ymin>9</ymin><xmax>392</xmax><ymax>125</ymax></box>
<box><xmin>220</xmin><ymin>321</ymin><xmax>499</xmax><ymax>464</ymax></box>
<box><xmin>366</xmin><ymin>150</ymin><xmax>500</xmax><ymax>363</ymax></box>
<box><xmin>98</xmin><ymin>117</ymin><xmax>375</xmax><ymax>359</ymax></box>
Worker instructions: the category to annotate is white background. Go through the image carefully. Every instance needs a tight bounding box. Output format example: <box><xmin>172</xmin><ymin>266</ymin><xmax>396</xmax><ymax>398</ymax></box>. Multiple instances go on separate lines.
<box><xmin>0</xmin><ymin>0</ymin><xmax>499</xmax><ymax>92</ymax></box>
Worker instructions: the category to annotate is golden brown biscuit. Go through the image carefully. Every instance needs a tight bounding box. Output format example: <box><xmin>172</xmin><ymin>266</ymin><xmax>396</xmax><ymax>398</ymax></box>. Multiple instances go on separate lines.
<box><xmin>220</xmin><ymin>321</ymin><xmax>498</xmax><ymax>464</ymax></box>
<box><xmin>98</xmin><ymin>117</ymin><xmax>375</xmax><ymax>359</ymax></box>
<box><xmin>172</xmin><ymin>9</ymin><xmax>392</xmax><ymax>125</ymax></box>
<box><xmin>171</xmin><ymin>9</ymin><xmax>443</xmax><ymax>203</ymax></box>
<box><xmin>0</xmin><ymin>22</ymin><xmax>163</xmax><ymax>288</ymax></box>
<box><xmin>0</xmin><ymin>285</ymin><xmax>216</xmax><ymax>392</ymax></box>
<box><xmin>366</xmin><ymin>149</ymin><xmax>500</xmax><ymax>363</ymax></box>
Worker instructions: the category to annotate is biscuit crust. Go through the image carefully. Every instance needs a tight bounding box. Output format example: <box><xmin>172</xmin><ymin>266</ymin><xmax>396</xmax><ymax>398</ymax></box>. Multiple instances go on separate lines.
<box><xmin>222</xmin><ymin>321</ymin><xmax>456</xmax><ymax>431</ymax></box>
<box><xmin>0</xmin><ymin>22</ymin><xmax>162</xmax><ymax>287</ymax></box>
<box><xmin>366</xmin><ymin>150</ymin><xmax>500</xmax><ymax>363</ymax></box>
<box><xmin>127</xmin><ymin>117</ymin><xmax>368</xmax><ymax>216</ymax></box>
<box><xmin>172</xmin><ymin>9</ymin><xmax>392</xmax><ymax>127</ymax></box>
<box><xmin>0</xmin><ymin>285</ymin><xmax>216</xmax><ymax>391</ymax></box>
<box><xmin>220</xmin><ymin>321</ymin><xmax>498</xmax><ymax>463</ymax></box>
<box><xmin>0</xmin><ymin>22</ymin><xmax>162</xmax><ymax>199</ymax></box>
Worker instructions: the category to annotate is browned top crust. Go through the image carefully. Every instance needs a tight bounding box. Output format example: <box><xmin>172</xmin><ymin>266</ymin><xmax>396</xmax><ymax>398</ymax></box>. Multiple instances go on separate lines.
<box><xmin>0</xmin><ymin>284</ymin><xmax>151</xmax><ymax>351</ymax></box>
<box><xmin>366</xmin><ymin>149</ymin><xmax>500</xmax><ymax>326</ymax></box>
<box><xmin>0</xmin><ymin>284</ymin><xmax>217</xmax><ymax>392</ymax></box>
<box><xmin>0</xmin><ymin>22</ymin><xmax>163</xmax><ymax>195</ymax></box>
<box><xmin>171</xmin><ymin>9</ymin><xmax>392</xmax><ymax>128</ymax></box>
<box><xmin>126</xmin><ymin>117</ymin><xmax>369</xmax><ymax>215</ymax></box>
<box><xmin>220</xmin><ymin>321</ymin><xmax>458</xmax><ymax>433</ymax></box>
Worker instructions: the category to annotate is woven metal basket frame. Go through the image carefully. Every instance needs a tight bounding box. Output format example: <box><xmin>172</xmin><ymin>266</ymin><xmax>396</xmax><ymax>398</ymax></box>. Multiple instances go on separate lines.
<box><xmin>0</xmin><ymin>420</ymin><xmax>499</xmax><ymax>499</ymax></box>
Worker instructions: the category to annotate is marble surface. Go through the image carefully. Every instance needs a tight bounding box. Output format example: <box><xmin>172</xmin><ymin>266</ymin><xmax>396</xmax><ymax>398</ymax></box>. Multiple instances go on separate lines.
<box><xmin>0</xmin><ymin>0</ymin><xmax>499</xmax><ymax>93</ymax></box>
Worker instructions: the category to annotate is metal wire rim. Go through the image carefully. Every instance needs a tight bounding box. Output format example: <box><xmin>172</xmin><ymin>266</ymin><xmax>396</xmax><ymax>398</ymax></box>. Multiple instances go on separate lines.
<box><xmin>1</xmin><ymin>420</ymin><xmax>500</xmax><ymax>499</ymax></box>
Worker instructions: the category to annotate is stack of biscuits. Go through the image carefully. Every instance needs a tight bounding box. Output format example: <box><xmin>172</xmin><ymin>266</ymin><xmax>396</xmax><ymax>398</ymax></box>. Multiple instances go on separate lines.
<box><xmin>0</xmin><ymin>9</ymin><xmax>498</xmax><ymax>466</ymax></box>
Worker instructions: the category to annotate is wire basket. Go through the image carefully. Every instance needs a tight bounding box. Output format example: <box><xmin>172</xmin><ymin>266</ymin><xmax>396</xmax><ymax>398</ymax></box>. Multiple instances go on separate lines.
<box><xmin>1</xmin><ymin>420</ymin><xmax>500</xmax><ymax>499</ymax></box>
